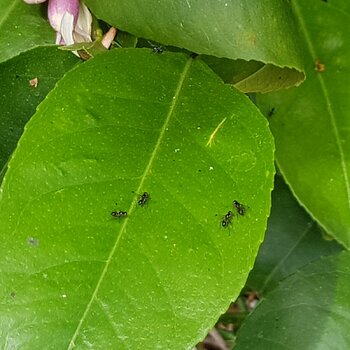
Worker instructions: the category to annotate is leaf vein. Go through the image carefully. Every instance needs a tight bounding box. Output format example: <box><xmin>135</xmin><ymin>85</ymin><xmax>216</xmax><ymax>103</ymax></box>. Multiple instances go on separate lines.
<box><xmin>67</xmin><ymin>56</ymin><xmax>194</xmax><ymax>348</ymax></box>
<box><xmin>293</xmin><ymin>1</ymin><xmax>350</xmax><ymax>216</ymax></box>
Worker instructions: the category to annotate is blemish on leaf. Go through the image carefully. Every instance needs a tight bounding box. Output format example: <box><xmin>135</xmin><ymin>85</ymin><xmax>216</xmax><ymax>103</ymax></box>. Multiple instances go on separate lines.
<box><xmin>27</xmin><ymin>237</ymin><xmax>39</xmax><ymax>247</ymax></box>
<box><xmin>10</xmin><ymin>291</ymin><xmax>16</xmax><ymax>298</ymax></box>
<box><xmin>206</xmin><ymin>117</ymin><xmax>227</xmax><ymax>147</ymax></box>
<box><xmin>29</xmin><ymin>78</ymin><xmax>38</xmax><ymax>88</ymax></box>
<box><xmin>315</xmin><ymin>59</ymin><xmax>325</xmax><ymax>72</ymax></box>
<box><xmin>267</xmin><ymin>107</ymin><xmax>275</xmax><ymax>117</ymax></box>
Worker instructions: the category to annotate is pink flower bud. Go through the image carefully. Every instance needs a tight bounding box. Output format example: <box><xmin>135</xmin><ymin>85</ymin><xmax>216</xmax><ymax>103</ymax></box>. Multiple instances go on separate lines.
<box><xmin>48</xmin><ymin>0</ymin><xmax>79</xmax><ymax>33</ymax></box>
<box><xmin>23</xmin><ymin>0</ymin><xmax>92</xmax><ymax>48</ymax></box>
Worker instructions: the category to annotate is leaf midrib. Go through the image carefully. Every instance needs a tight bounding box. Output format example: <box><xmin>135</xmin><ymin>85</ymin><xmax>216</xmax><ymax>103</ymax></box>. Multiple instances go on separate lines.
<box><xmin>67</xmin><ymin>56</ymin><xmax>194</xmax><ymax>348</ymax></box>
<box><xmin>292</xmin><ymin>1</ymin><xmax>350</xmax><ymax>214</ymax></box>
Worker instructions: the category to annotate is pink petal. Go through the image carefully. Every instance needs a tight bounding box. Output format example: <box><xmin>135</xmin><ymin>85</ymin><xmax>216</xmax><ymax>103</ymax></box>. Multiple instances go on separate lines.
<box><xmin>48</xmin><ymin>0</ymin><xmax>79</xmax><ymax>32</ymax></box>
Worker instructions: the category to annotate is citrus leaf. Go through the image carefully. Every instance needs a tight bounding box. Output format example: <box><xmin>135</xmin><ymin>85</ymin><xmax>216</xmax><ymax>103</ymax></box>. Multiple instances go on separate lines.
<box><xmin>0</xmin><ymin>46</ymin><xmax>80</xmax><ymax>179</ymax></box>
<box><xmin>84</xmin><ymin>0</ymin><xmax>305</xmax><ymax>92</ymax></box>
<box><xmin>256</xmin><ymin>0</ymin><xmax>350</xmax><ymax>248</ymax></box>
<box><xmin>0</xmin><ymin>49</ymin><xmax>274</xmax><ymax>348</ymax></box>
<box><xmin>247</xmin><ymin>175</ymin><xmax>343</xmax><ymax>294</ymax></box>
<box><xmin>0</xmin><ymin>0</ymin><xmax>54</xmax><ymax>63</ymax></box>
<box><xmin>235</xmin><ymin>251</ymin><xmax>350</xmax><ymax>350</ymax></box>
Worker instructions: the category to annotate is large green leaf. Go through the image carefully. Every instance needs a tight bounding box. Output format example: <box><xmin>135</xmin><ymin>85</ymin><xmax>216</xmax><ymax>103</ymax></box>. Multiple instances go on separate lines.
<box><xmin>235</xmin><ymin>251</ymin><xmax>350</xmax><ymax>349</ymax></box>
<box><xmin>0</xmin><ymin>46</ymin><xmax>80</xmax><ymax>179</ymax></box>
<box><xmin>247</xmin><ymin>175</ymin><xmax>342</xmax><ymax>294</ymax></box>
<box><xmin>0</xmin><ymin>49</ymin><xmax>274</xmax><ymax>348</ymax></box>
<box><xmin>0</xmin><ymin>0</ymin><xmax>54</xmax><ymax>63</ymax></box>
<box><xmin>257</xmin><ymin>0</ymin><xmax>350</xmax><ymax>248</ymax></box>
<box><xmin>84</xmin><ymin>0</ymin><xmax>305</xmax><ymax>92</ymax></box>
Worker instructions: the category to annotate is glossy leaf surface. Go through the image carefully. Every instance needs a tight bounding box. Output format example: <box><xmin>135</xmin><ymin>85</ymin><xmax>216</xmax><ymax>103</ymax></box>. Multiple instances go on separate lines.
<box><xmin>235</xmin><ymin>251</ymin><xmax>350</xmax><ymax>349</ymax></box>
<box><xmin>257</xmin><ymin>0</ymin><xmax>350</xmax><ymax>247</ymax></box>
<box><xmin>0</xmin><ymin>0</ymin><xmax>54</xmax><ymax>63</ymax></box>
<box><xmin>0</xmin><ymin>46</ymin><xmax>79</xmax><ymax>177</ymax></box>
<box><xmin>85</xmin><ymin>0</ymin><xmax>305</xmax><ymax>92</ymax></box>
<box><xmin>0</xmin><ymin>49</ymin><xmax>274</xmax><ymax>349</ymax></box>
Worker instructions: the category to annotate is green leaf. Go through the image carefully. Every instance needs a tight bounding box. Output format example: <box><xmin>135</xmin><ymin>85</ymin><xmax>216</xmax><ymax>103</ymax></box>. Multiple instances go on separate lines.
<box><xmin>84</xmin><ymin>0</ymin><xmax>305</xmax><ymax>92</ymax></box>
<box><xmin>256</xmin><ymin>0</ymin><xmax>350</xmax><ymax>248</ymax></box>
<box><xmin>0</xmin><ymin>0</ymin><xmax>55</xmax><ymax>63</ymax></box>
<box><xmin>247</xmin><ymin>175</ymin><xmax>343</xmax><ymax>294</ymax></box>
<box><xmin>0</xmin><ymin>49</ymin><xmax>274</xmax><ymax>348</ymax></box>
<box><xmin>0</xmin><ymin>46</ymin><xmax>80</xmax><ymax>179</ymax></box>
<box><xmin>235</xmin><ymin>251</ymin><xmax>350</xmax><ymax>349</ymax></box>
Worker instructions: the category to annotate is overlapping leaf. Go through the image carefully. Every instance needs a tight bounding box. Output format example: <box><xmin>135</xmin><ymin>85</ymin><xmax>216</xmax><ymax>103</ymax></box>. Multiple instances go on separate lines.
<box><xmin>0</xmin><ymin>46</ymin><xmax>79</xmax><ymax>179</ymax></box>
<box><xmin>85</xmin><ymin>0</ymin><xmax>305</xmax><ymax>92</ymax></box>
<box><xmin>235</xmin><ymin>251</ymin><xmax>350</xmax><ymax>349</ymax></box>
<box><xmin>0</xmin><ymin>0</ymin><xmax>54</xmax><ymax>63</ymax></box>
<box><xmin>247</xmin><ymin>175</ymin><xmax>342</xmax><ymax>294</ymax></box>
<box><xmin>257</xmin><ymin>0</ymin><xmax>350</xmax><ymax>247</ymax></box>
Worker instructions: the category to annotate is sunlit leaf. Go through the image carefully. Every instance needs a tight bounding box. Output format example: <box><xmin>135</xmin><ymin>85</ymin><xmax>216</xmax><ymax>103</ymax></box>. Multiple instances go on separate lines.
<box><xmin>0</xmin><ymin>49</ymin><xmax>274</xmax><ymax>348</ymax></box>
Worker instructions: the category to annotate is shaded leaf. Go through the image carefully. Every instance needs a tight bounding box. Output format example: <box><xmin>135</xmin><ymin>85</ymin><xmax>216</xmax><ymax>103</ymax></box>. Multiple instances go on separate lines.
<box><xmin>84</xmin><ymin>0</ymin><xmax>305</xmax><ymax>92</ymax></box>
<box><xmin>0</xmin><ymin>49</ymin><xmax>274</xmax><ymax>348</ymax></box>
<box><xmin>0</xmin><ymin>0</ymin><xmax>54</xmax><ymax>63</ymax></box>
<box><xmin>247</xmin><ymin>175</ymin><xmax>343</xmax><ymax>294</ymax></box>
<box><xmin>257</xmin><ymin>0</ymin><xmax>350</xmax><ymax>247</ymax></box>
<box><xmin>0</xmin><ymin>46</ymin><xmax>80</xmax><ymax>180</ymax></box>
<box><xmin>235</xmin><ymin>251</ymin><xmax>350</xmax><ymax>349</ymax></box>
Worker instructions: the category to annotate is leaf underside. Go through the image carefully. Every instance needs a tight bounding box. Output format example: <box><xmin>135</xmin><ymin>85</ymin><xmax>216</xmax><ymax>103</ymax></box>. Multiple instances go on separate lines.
<box><xmin>85</xmin><ymin>0</ymin><xmax>305</xmax><ymax>92</ymax></box>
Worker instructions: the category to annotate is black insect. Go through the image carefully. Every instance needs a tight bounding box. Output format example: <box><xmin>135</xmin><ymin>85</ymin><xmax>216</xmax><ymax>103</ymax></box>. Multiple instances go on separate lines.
<box><xmin>148</xmin><ymin>41</ymin><xmax>163</xmax><ymax>54</ymax></box>
<box><xmin>268</xmin><ymin>107</ymin><xmax>275</xmax><ymax>117</ymax></box>
<box><xmin>138</xmin><ymin>192</ymin><xmax>150</xmax><ymax>206</ymax></box>
<box><xmin>221</xmin><ymin>210</ymin><xmax>234</xmax><ymax>228</ymax></box>
<box><xmin>111</xmin><ymin>204</ymin><xmax>128</xmax><ymax>218</ymax></box>
<box><xmin>233</xmin><ymin>200</ymin><xmax>247</xmax><ymax>216</ymax></box>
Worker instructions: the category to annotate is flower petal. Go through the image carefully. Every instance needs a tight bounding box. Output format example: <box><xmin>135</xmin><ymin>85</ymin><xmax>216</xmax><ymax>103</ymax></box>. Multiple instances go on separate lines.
<box><xmin>73</xmin><ymin>2</ymin><xmax>92</xmax><ymax>43</ymax></box>
<box><xmin>60</xmin><ymin>11</ymin><xmax>75</xmax><ymax>45</ymax></box>
<box><xmin>48</xmin><ymin>0</ymin><xmax>79</xmax><ymax>32</ymax></box>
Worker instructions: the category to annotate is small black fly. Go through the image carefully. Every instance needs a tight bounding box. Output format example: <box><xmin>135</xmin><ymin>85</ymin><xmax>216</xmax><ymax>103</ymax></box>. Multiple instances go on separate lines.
<box><xmin>221</xmin><ymin>210</ymin><xmax>234</xmax><ymax>228</ymax></box>
<box><xmin>111</xmin><ymin>210</ymin><xmax>127</xmax><ymax>218</ymax></box>
<box><xmin>137</xmin><ymin>192</ymin><xmax>150</xmax><ymax>206</ymax></box>
<box><xmin>148</xmin><ymin>41</ymin><xmax>163</xmax><ymax>54</ymax></box>
<box><xmin>233</xmin><ymin>200</ymin><xmax>247</xmax><ymax>216</ymax></box>
<box><xmin>268</xmin><ymin>107</ymin><xmax>275</xmax><ymax>117</ymax></box>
